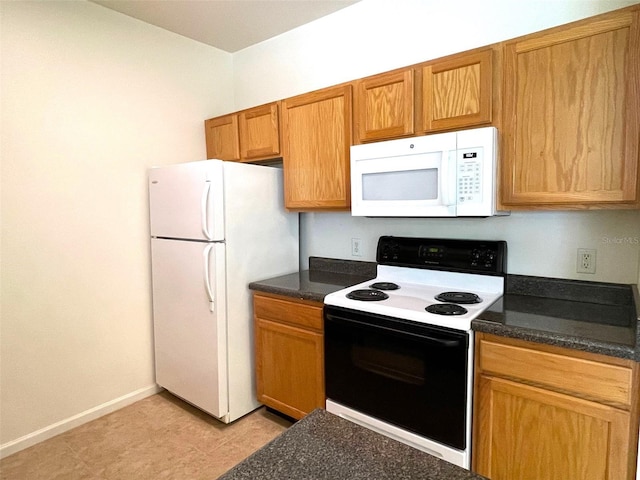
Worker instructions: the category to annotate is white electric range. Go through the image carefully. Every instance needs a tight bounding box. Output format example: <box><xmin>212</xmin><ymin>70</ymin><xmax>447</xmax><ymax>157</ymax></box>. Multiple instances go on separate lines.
<box><xmin>323</xmin><ymin>236</ymin><xmax>507</xmax><ymax>469</ymax></box>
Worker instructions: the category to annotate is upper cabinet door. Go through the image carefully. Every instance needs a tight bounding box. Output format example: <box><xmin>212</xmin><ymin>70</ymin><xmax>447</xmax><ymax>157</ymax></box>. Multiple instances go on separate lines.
<box><xmin>282</xmin><ymin>85</ymin><xmax>352</xmax><ymax>210</ymax></box>
<box><xmin>418</xmin><ymin>49</ymin><xmax>493</xmax><ymax>133</ymax></box>
<box><xmin>353</xmin><ymin>69</ymin><xmax>414</xmax><ymax>143</ymax></box>
<box><xmin>204</xmin><ymin>114</ymin><xmax>240</xmax><ymax>161</ymax></box>
<box><xmin>501</xmin><ymin>8</ymin><xmax>640</xmax><ymax>208</ymax></box>
<box><xmin>205</xmin><ymin>103</ymin><xmax>281</xmax><ymax>163</ymax></box>
<box><xmin>238</xmin><ymin>102</ymin><xmax>281</xmax><ymax>161</ymax></box>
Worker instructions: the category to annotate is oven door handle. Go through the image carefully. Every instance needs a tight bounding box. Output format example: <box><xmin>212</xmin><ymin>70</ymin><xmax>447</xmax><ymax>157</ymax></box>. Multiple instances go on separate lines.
<box><xmin>325</xmin><ymin>313</ymin><xmax>463</xmax><ymax>348</ymax></box>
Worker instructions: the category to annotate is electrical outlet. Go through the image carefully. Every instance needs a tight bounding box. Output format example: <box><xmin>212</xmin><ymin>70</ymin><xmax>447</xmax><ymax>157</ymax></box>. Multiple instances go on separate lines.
<box><xmin>577</xmin><ymin>248</ymin><xmax>596</xmax><ymax>274</ymax></box>
<box><xmin>351</xmin><ymin>238</ymin><xmax>362</xmax><ymax>257</ymax></box>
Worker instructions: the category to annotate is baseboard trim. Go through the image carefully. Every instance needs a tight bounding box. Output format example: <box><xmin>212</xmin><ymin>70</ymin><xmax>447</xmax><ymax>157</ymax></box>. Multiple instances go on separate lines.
<box><xmin>0</xmin><ymin>384</ymin><xmax>162</xmax><ymax>459</ymax></box>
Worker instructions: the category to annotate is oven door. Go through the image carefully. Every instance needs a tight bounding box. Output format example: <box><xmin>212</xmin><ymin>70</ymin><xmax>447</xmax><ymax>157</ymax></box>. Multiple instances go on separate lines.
<box><xmin>324</xmin><ymin>305</ymin><xmax>469</xmax><ymax>450</ymax></box>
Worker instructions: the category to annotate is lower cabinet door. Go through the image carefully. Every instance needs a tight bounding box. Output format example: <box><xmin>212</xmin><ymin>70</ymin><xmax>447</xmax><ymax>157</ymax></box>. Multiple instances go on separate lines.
<box><xmin>474</xmin><ymin>375</ymin><xmax>631</xmax><ymax>480</ymax></box>
<box><xmin>255</xmin><ymin>317</ymin><xmax>324</xmax><ymax>420</ymax></box>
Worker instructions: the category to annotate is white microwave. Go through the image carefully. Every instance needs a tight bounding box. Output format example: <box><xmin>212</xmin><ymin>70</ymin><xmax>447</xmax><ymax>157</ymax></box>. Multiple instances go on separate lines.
<box><xmin>350</xmin><ymin>126</ymin><xmax>508</xmax><ymax>217</ymax></box>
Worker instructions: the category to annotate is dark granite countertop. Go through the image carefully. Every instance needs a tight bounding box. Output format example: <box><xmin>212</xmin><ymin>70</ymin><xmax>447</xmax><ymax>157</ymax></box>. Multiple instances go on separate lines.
<box><xmin>249</xmin><ymin>257</ymin><xmax>377</xmax><ymax>303</ymax></box>
<box><xmin>473</xmin><ymin>275</ymin><xmax>640</xmax><ymax>361</ymax></box>
<box><xmin>218</xmin><ymin>409</ymin><xmax>487</xmax><ymax>480</ymax></box>
<box><xmin>251</xmin><ymin>258</ymin><xmax>639</xmax><ymax>361</ymax></box>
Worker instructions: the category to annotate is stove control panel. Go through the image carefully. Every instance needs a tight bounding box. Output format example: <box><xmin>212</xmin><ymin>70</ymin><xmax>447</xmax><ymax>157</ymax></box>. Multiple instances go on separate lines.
<box><xmin>471</xmin><ymin>248</ymin><xmax>498</xmax><ymax>268</ymax></box>
<box><xmin>377</xmin><ymin>236</ymin><xmax>507</xmax><ymax>275</ymax></box>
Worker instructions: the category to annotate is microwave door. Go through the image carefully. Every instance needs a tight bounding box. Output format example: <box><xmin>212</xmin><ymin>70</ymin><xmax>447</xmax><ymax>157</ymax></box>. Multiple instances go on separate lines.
<box><xmin>351</xmin><ymin>139</ymin><xmax>457</xmax><ymax>217</ymax></box>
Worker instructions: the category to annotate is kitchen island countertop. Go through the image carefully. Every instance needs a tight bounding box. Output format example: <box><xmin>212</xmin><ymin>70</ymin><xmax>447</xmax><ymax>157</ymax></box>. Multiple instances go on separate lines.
<box><xmin>218</xmin><ymin>408</ymin><xmax>488</xmax><ymax>480</ymax></box>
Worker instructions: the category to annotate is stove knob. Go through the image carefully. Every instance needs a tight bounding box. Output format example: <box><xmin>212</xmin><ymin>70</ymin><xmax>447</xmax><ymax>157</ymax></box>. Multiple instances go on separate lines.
<box><xmin>481</xmin><ymin>250</ymin><xmax>496</xmax><ymax>268</ymax></box>
<box><xmin>380</xmin><ymin>242</ymin><xmax>400</xmax><ymax>261</ymax></box>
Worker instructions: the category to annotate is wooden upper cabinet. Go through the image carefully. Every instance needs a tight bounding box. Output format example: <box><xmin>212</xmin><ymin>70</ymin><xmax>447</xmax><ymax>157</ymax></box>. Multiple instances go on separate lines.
<box><xmin>501</xmin><ymin>7</ymin><xmax>640</xmax><ymax>208</ymax></box>
<box><xmin>281</xmin><ymin>85</ymin><xmax>352</xmax><ymax>210</ymax></box>
<box><xmin>353</xmin><ymin>69</ymin><xmax>414</xmax><ymax>143</ymax></box>
<box><xmin>204</xmin><ymin>114</ymin><xmax>240</xmax><ymax>161</ymax></box>
<box><xmin>204</xmin><ymin>102</ymin><xmax>281</xmax><ymax>163</ymax></box>
<box><xmin>238</xmin><ymin>102</ymin><xmax>281</xmax><ymax>161</ymax></box>
<box><xmin>418</xmin><ymin>48</ymin><xmax>493</xmax><ymax>133</ymax></box>
<box><xmin>354</xmin><ymin>52</ymin><xmax>494</xmax><ymax>144</ymax></box>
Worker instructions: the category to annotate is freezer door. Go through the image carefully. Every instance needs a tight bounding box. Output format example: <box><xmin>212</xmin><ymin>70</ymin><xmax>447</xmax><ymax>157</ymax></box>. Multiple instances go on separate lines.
<box><xmin>149</xmin><ymin>160</ymin><xmax>224</xmax><ymax>241</ymax></box>
<box><xmin>151</xmin><ymin>238</ymin><xmax>228</xmax><ymax>418</ymax></box>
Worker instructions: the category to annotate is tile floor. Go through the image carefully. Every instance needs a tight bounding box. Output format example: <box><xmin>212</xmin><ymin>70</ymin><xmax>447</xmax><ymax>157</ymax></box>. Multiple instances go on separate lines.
<box><xmin>0</xmin><ymin>391</ymin><xmax>293</xmax><ymax>480</ymax></box>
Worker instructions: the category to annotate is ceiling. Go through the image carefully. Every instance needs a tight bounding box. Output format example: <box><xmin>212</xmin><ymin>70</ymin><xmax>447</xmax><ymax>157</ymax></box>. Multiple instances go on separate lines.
<box><xmin>90</xmin><ymin>0</ymin><xmax>360</xmax><ymax>53</ymax></box>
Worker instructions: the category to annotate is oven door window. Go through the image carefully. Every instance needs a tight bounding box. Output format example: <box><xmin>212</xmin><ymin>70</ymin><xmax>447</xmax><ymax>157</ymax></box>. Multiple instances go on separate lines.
<box><xmin>351</xmin><ymin>338</ymin><xmax>426</xmax><ymax>385</ymax></box>
<box><xmin>325</xmin><ymin>307</ymin><xmax>468</xmax><ymax>450</ymax></box>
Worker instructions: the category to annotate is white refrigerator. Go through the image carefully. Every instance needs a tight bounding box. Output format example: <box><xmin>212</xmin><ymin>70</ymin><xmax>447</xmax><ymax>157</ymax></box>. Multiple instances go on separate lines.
<box><xmin>148</xmin><ymin>160</ymin><xmax>298</xmax><ymax>423</ymax></box>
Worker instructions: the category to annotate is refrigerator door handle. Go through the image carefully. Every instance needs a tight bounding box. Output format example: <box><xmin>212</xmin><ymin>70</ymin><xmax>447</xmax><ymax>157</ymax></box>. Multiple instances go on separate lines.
<box><xmin>203</xmin><ymin>244</ymin><xmax>215</xmax><ymax>312</ymax></box>
<box><xmin>201</xmin><ymin>180</ymin><xmax>214</xmax><ymax>240</ymax></box>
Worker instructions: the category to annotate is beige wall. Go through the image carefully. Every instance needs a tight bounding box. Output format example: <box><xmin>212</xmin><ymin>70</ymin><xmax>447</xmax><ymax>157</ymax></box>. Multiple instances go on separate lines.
<box><xmin>0</xmin><ymin>1</ymin><xmax>232</xmax><ymax>453</ymax></box>
<box><xmin>233</xmin><ymin>0</ymin><xmax>640</xmax><ymax>284</ymax></box>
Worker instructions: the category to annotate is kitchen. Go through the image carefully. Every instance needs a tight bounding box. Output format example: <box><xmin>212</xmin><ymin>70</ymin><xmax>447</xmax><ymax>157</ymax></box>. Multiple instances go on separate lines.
<box><xmin>2</xmin><ymin>0</ymin><xmax>640</xmax><ymax>478</ymax></box>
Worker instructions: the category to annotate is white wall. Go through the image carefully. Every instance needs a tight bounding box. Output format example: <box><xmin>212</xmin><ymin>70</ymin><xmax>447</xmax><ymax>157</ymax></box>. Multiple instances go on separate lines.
<box><xmin>301</xmin><ymin>211</ymin><xmax>640</xmax><ymax>283</ymax></box>
<box><xmin>234</xmin><ymin>0</ymin><xmax>640</xmax><ymax>284</ymax></box>
<box><xmin>232</xmin><ymin>0</ymin><xmax>638</xmax><ymax>109</ymax></box>
<box><xmin>0</xmin><ymin>1</ymin><xmax>232</xmax><ymax>454</ymax></box>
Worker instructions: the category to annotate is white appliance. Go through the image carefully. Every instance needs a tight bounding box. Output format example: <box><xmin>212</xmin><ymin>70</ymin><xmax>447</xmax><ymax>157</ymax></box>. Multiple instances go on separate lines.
<box><xmin>148</xmin><ymin>160</ymin><xmax>298</xmax><ymax>423</ymax></box>
<box><xmin>350</xmin><ymin>126</ymin><xmax>507</xmax><ymax>217</ymax></box>
<box><xmin>324</xmin><ymin>236</ymin><xmax>507</xmax><ymax>469</ymax></box>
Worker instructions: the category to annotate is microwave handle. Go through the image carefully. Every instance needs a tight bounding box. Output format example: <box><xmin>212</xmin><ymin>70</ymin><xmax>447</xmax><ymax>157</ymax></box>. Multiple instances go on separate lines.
<box><xmin>444</xmin><ymin>149</ymin><xmax>458</xmax><ymax>206</ymax></box>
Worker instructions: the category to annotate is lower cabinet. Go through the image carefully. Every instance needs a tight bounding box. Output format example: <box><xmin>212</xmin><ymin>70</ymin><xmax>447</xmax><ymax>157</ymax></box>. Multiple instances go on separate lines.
<box><xmin>253</xmin><ymin>292</ymin><xmax>325</xmax><ymax>420</ymax></box>
<box><xmin>473</xmin><ymin>333</ymin><xmax>640</xmax><ymax>480</ymax></box>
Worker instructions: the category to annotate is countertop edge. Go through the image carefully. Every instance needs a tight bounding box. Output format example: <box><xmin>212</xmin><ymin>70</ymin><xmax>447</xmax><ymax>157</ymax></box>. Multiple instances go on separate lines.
<box><xmin>248</xmin><ymin>282</ymin><xmax>326</xmax><ymax>303</ymax></box>
<box><xmin>471</xmin><ymin>317</ymin><xmax>637</xmax><ymax>361</ymax></box>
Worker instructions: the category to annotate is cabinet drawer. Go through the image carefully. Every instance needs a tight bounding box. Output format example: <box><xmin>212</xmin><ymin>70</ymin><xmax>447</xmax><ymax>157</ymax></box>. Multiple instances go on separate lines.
<box><xmin>477</xmin><ymin>337</ymin><xmax>634</xmax><ymax>408</ymax></box>
<box><xmin>254</xmin><ymin>293</ymin><xmax>323</xmax><ymax>331</ymax></box>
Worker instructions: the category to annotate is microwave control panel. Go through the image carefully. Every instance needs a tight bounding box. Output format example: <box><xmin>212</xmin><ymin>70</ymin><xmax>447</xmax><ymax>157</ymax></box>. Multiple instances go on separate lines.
<box><xmin>457</xmin><ymin>149</ymin><xmax>482</xmax><ymax>204</ymax></box>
